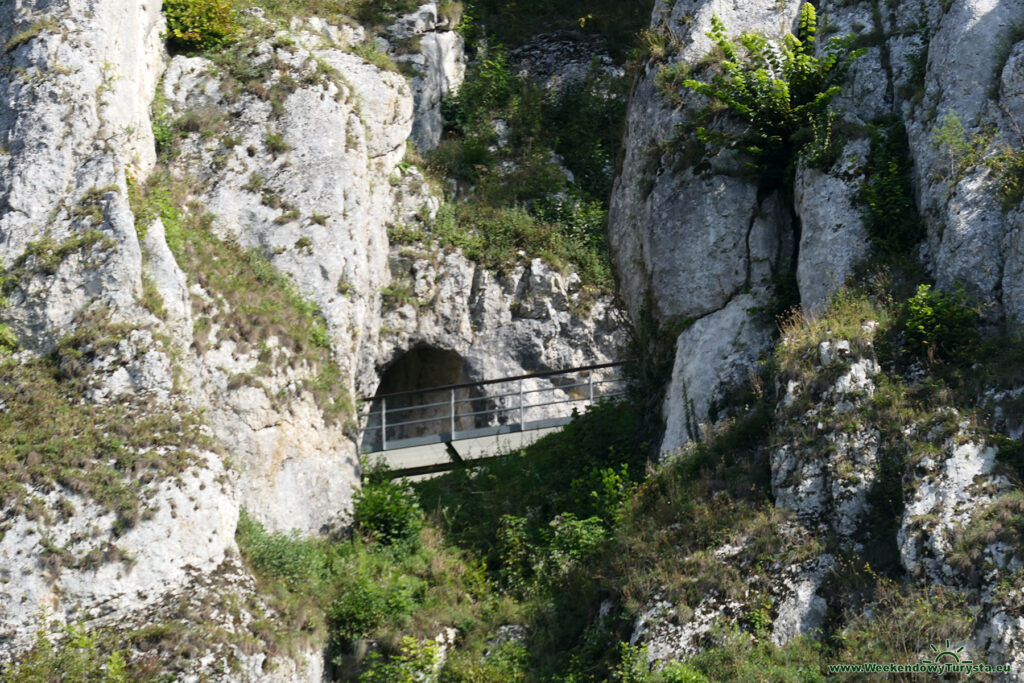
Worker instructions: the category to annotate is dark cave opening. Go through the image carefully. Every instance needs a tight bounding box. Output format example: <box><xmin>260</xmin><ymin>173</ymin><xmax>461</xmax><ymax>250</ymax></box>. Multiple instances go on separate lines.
<box><xmin>362</xmin><ymin>346</ymin><xmax>489</xmax><ymax>452</ymax></box>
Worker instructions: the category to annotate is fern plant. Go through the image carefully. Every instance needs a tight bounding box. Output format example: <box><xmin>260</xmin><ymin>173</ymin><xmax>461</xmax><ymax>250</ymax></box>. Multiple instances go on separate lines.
<box><xmin>680</xmin><ymin>4</ymin><xmax>864</xmax><ymax>181</ymax></box>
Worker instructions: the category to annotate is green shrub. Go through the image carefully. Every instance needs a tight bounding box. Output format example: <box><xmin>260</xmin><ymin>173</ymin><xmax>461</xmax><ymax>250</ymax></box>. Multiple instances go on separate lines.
<box><xmin>415</xmin><ymin>401</ymin><xmax>642</xmax><ymax>584</ymax></box>
<box><xmin>428</xmin><ymin>203</ymin><xmax>613</xmax><ymax>289</ymax></box>
<box><xmin>162</xmin><ymin>0</ymin><xmax>236</xmax><ymax>50</ymax></box>
<box><xmin>236</xmin><ymin>509</ymin><xmax>331</xmax><ymax>589</ymax></box>
<box><xmin>903</xmin><ymin>283</ymin><xmax>980</xmax><ymax>362</ymax></box>
<box><xmin>684</xmin><ymin>628</ymin><xmax>824</xmax><ymax>681</ymax></box>
<box><xmin>440</xmin><ymin>641</ymin><xmax>529</xmax><ymax>682</ymax></box>
<box><xmin>329</xmin><ymin>573</ymin><xmax>402</xmax><ymax>642</ymax></box>
<box><xmin>987</xmin><ymin>145</ymin><xmax>1024</xmax><ymax>211</ymax></box>
<box><xmin>931</xmin><ymin>109</ymin><xmax>989</xmax><ymax>183</ymax></box>
<box><xmin>2</xmin><ymin>621</ymin><xmax>130</xmax><ymax>683</ymax></box>
<box><xmin>359</xmin><ymin>636</ymin><xmax>439</xmax><ymax>683</ymax></box>
<box><xmin>354</xmin><ymin>474</ymin><xmax>425</xmax><ymax>545</ymax></box>
<box><xmin>615</xmin><ymin>643</ymin><xmax>710</xmax><ymax>683</ymax></box>
<box><xmin>680</xmin><ymin>4</ymin><xmax>864</xmax><ymax>184</ymax></box>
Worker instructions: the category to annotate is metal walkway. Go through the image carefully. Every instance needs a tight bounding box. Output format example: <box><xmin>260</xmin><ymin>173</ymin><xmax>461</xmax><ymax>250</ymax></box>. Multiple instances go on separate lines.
<box><xmin>359</xmin><ymin>362</ymin><xmax>627</xmax><ymax>477</ymax></box>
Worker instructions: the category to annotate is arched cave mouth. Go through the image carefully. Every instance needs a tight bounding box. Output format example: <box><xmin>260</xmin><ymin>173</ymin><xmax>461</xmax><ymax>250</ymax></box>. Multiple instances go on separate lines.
<box><xmin>362</xmin><ymin>346</ymin><xmax>490</xmax><ymax>452</ymax></box>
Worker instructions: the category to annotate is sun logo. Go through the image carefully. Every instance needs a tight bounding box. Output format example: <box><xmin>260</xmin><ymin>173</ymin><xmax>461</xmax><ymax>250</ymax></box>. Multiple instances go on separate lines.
<box><xmin>922</xmin><ymin>640</ymin><xmax>973</xmax><ymax>665</ymax></box>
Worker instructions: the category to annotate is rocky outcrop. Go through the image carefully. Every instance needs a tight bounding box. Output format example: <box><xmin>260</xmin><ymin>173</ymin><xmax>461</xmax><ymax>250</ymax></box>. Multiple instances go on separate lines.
<box><xmin>371</xmin><ymin>250</ymin><xmax>623</xmax><ymax>395</ymax></box>
<box><xmin>660</xmin><ymin>294</ymin><xmax>774</xmax><ymax>453</ymax></box>
<box><xmin>793</xmin><ymin>143</ymin><xmax>873</xmax><ymax>313</ymax></box>
<box><xmin>386</xmin><ymin>2</ymin><xmax>466</xmax><ymax>150</ymax></box>
<box><xmin>510</xmin><ymin>31</ymin><xmax>624</xmax><ymax>96</ymax></box>
<box><xmin>772</xmin><ymin>338</ymin><xmax>883</xmax><ymax>541</ymax></box>
<box><xmin>612</xmin><ymin>0</ymin><xmax>1024</xmax><ymax>451</ymax></box>
<box><xmin>608</xmin><ymin>0</ymin><xmax>799</xmax><ymax>452</ymax></box>
<box><xmin>0</xmin><ymin>451</ymin><xmax>237</xmax><ymax>662</ymax></box>
<box><xmin>0</xmin><ymin>0</ymin><xmax>163</xmax><ymax>350</ymax></box>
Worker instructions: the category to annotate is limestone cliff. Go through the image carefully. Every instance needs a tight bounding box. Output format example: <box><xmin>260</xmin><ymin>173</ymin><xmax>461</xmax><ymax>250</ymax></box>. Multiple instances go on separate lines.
<box><xmin>612</xmin><ymin>0</ymin><xmax>1024</xmax><ymax>676</ymax></box>
<box><xmin>3</xmin><ymin>0</ymin><xmax>1024</xmax><ymax>678</ymax></box>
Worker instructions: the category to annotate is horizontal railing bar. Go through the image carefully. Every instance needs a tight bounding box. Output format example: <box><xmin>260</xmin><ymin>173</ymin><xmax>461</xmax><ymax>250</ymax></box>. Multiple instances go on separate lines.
<box><xmin>360</xmin><ymin>361</ymin><xmax>626</xmax><ymax>401</ymax></box>
<box><xmin>358</xmin><ymin>380</ymin><xmax>629</xmax><ymax>417</ymax></box>
<box><xmin>363</xmin><ymin>416</ymin><xmax>578</xmax><ymax>453</ymax></box>
<box><xmin>359</xmin><ymin>388</ymin><xmax>630</xmax><ymax>423</ymax></box>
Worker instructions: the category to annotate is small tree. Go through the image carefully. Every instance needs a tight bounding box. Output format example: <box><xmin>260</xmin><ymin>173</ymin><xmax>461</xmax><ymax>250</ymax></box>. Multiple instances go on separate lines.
<box><xmin>680</xmin><ymin>3</ymin><xmax>863</xmax><ymax>182</ymax></box>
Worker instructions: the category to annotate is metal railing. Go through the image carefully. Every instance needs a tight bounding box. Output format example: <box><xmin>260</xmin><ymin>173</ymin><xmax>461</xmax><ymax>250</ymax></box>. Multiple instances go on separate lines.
<box><xmin>359</xmin><ymin>361</ymin><xmax>627</xmax><ymax>454</ymax></box>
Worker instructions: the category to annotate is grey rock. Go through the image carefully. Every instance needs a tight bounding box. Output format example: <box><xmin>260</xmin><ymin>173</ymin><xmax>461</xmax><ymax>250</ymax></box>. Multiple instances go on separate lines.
<box><xmin>794</xmin><ymin>141</ymin><xmax>873</xmax><ymax>311</ymax></box>
<box><xmin>661</xmin><ymin>293</ymin><xmax>774</xmax><ymax>454</ymax></box>
<box><xmin>510</xmin><ymin>32</ymin><xmax>624</xmax><ymax>96</ymax></box>
<box><xmin>388</xmin><ymin>2</ymin><xmax>466</xmax><ymax>151</ymax></box>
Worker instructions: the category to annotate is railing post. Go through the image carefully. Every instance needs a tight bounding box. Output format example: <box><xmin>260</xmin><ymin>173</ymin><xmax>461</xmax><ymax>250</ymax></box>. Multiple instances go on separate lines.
<box><xmin>381</xmin><ymin>397</ymin><xmax>387</xmax><ymax>451</ymax></box>
<box><xmin>450</xmin><ymin>387</ymin><xmax>456</xmax><ymax>438</ymax></box>
<box><xmin>519</xmin><ymin>379</ymin><xmax>524</xmax><ymax>428</ymax></box>
<box><xmin>589</xmin><ymin>368</ymin><xmax>594</xmax><ymax>404</ymax></box>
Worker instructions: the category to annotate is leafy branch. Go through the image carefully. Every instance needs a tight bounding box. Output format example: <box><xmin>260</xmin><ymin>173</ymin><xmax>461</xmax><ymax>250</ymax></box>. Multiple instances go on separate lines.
<box><xmin>679</xmin><ymin>4</ymin><xmax>864</xmax><ymax>181</ymax></box>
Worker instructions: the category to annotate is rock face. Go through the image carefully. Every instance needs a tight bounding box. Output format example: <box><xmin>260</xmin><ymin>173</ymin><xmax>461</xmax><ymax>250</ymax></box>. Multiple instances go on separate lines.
<box><xmin>386</xmin><ymin>2</ymin><xmax>467</xmax><ymax>150</ymax></box>
<box><xmin>660</xmin><ymin>293</ymin><xmax>774</xmax><ymax>454</ymax></box>
<box><xmin>158</xmin><ymin>13</ymin><xmax>620</xmax><ymax>532</ymax></box>
<box><xmin>612</xmin><ymin>0</ymin><xmax>1024</xmax><ymax>440</ymax></box>
<box><xmin>608</xmin><ymin>0</ymin><xmax>799</xmax><ymax>452</ymax></box>
<box><xmin>510</xmin><ymin>31</ymin><xmax>624</xmax><ymax>96</ymax></box>
<box><xmin>370</xmin><ymin>251</ymin><xmax>623</xmax><ymax>402</ymax></box>
<box><xmin>772</xmin><ymin>343</ymin><xmax>883</xmax><ymax>541</ymax></box>
<box><xmin>0</xmin><ymin>454</ymin><xmax>237</xmax><ymax>658</ymax></box>
<box><xmin>616</xmin><ymin>0</ymin><xmax>1024</xmax><ymax>673</ymax></box>
<box><xmin>0</xmin><ymin>0</ymin><xmax>164</xmax><ymax>350</ymax></box>
<box><xmin>793</xmin><ymin>144</ymin><xmax>873</xmax><ymax>313</ymax></box>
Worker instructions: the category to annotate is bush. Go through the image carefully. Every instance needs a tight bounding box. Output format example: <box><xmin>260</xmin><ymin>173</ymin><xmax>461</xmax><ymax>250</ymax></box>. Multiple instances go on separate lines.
<box><xmin>988</xmin><ymin>145</ymin><xmax>1024</xmax><ymax>211</ymax></box>
<box><xmin>354</xmin><ymin>474</ymin><xmax>425</xmax><ymax>545</ymax></box>
<box><xmin>3</xmin><ymin>622</ymin><xmax>129</xmax><ymax>683</ymax></box>
<box><xmin>359</xmin><ymin>636</ymin><xmax>439</xmax><ymax>683</ymax></box>
<box><xmin>615</xmin><ymin>643</ymin><xmax>710</xmax><ymax>683</ymax></box>
<box><xmin>162</xmin><ymin>0</ymin><xmax>236</xmax><ymax>50</ymax></box>
<box><xmin>235</xmin><ymin>509</ymin><xmax>331</xmax><ymax>589</ymax></box>
<box><xmin>680</xmin><ymin>4</ymin><xmax>864</xmax><ymax>184</ymax></box>
<box><xmin>429</xmin><ymin>203</ymin><xmax>613</xmax><ymax>288</ymax></box>
<box><xmin>329</xmin><ymin>572</ymin><xmax>415</xmax><ymax>642</ymax></box>
<box><xmin>903</xmin><ymin>283</ymin><xmax>980</xmax><ymax>362</ymax></box>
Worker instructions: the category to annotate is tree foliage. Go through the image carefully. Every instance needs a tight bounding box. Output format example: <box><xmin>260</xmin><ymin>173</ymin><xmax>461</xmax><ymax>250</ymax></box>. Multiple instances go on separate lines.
<box><xmin>163</xmin><ymin>0</ymin><xmax>237</xmax><ymax>50</ymax></box>
<box><xmin>681</xmin><ymin>4</ymin><xmax>863</xmax><ymax>179</ymax></box>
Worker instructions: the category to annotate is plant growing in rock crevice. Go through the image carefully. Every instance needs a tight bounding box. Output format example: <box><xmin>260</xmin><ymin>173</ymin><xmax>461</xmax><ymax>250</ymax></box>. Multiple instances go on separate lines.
<box><xmin>678</xmin><ymin>4</ymin><xmax>864</xmax><ymax>187</ymax></box>
<box><xmin>861</xmin><ymin>118</ymin><xmax>924</xmax><ymax>255</ymax></box>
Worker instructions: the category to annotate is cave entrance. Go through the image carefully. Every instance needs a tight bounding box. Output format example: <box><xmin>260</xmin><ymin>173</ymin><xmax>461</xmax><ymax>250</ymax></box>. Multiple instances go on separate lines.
<box><xmin>362</xmin><ymin>347</ymin><xmax>487</xmax><ymax>452</ymax></box>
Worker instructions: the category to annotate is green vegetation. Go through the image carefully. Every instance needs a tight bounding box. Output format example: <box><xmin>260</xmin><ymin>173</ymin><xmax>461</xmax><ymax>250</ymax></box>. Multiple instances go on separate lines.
<box><xmin>0</xmin><ymin>349</ymin><xmax>206</xmax><ymax>529</ymax></box>
<box><xmin>4</xmin><ymin>17</ymin><xmax>58</xmax><ymax>53</ymax></box>
<box><xmin>679</xmin><ymin>4</ymin><xmax>864</xmax><ymax>186</ymax></box>
<box><xmin>464</xmin><ymin>0</ymin><xmax>654</xmax><ymax>56</ymax></box>
<box><xmin>415</xmin><ymin>203</ymin><xmax>612</xmax><ymax>288</ymax></box>
<box><xmin>861</xmin><ymin>118</ymin><xmax>924</xmax><ymax>254</ymax></box>
<box><xmin>243</xmin><ymin>0</ymin><xmax>419</xmax><ymax>29</ymax></box>
<box><xmin>987</xmin><ymin>144</ymin><xmax>1024</xmax><ymax>211</ymax></box>
<box><xmin>129</xmin><ymin>169</ymin><xmax>352</xmax><ymax>426</ymax></box>
<box><xmin>2</xmin><ymin>621</ymin><xmax>130</xmax><ymax>682</ymax></box>
<box><xmin>421</xmin><ymin>40</ymin><xmax>626</xmax><ymax>289</ymax></box>
<box><xmin>902</xmin><ymin>283</ymin><xmax>980</xmax><ymax>363</ymax></box>
<box><xmin>931</xmin><ymin>109</ymin><xmax>989</xmax><ymax>185</ymax></box>
<box><xmin>353</xmin><ymin>473</ymin><xmax>424</xmax><ymax>545</ymax></box>
<box><xmin>163</xmin><ymin>0</ymin><xmax>238</xmax><ymax>50</ymax></box>
<box><xmin>235</xmin><ymin>503</ymin><xmax>509</xmax><ymax>678</ymax></box>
